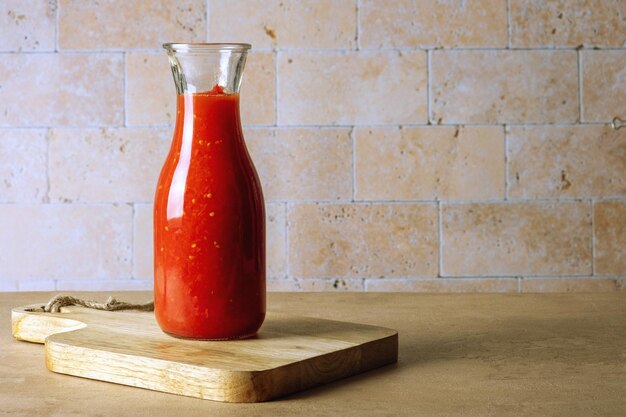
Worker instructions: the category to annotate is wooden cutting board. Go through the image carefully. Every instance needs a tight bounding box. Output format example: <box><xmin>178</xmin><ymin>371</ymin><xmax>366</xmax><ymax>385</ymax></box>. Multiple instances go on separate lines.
<box><xmin>11</xmin><ymin>304</ymin><xmax>398</xmax><ymax>402</ymax></box>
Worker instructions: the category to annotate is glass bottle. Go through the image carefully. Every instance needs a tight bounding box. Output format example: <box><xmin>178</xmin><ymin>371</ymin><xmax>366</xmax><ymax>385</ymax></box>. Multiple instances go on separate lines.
<box><xmin>154</xmin><ymin>43</ymin><xmax>265</xmax><ymax>340</ymax></box>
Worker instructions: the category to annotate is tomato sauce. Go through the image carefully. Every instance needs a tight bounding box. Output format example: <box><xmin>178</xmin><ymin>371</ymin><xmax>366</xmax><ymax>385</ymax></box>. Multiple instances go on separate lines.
<box><xmin>154</xmin><ymin>88</ymin><xmax>265</xmax><ymax>340</ymax></box>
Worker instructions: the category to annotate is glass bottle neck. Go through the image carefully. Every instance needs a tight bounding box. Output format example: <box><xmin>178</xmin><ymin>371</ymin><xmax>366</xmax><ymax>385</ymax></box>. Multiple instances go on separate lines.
<box><xmin>164</xmin><ymin>43</ymin><xmax>250</xmax><ymax>95</ymax></box>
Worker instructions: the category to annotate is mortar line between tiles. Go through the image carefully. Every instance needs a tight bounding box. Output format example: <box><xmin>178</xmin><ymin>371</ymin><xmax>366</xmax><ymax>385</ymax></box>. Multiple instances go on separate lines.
<box><xmin>245</xmin><ymin>121</ymin><xmax>610</xmax><ymax>128</ymax></box>
<box><xmin>1</xmin><ymin>125</ymin><xmax>172</xmax><ymax>130</ymax></box>
<box><xmin>437</xmin><ymin>201</ymin><xmax>443</xmax><ymax>278</ymax></box>
<box><xmin>6</xmin><ymin>46</ymin><xmax>626</xmax><ymax>55</ymax></box>
<box><xmin>362</xmin><ymin>274</ymin><xmax>602</xmax><ymax>280</ymax></box>
<box><xmin>0</xmin><ymin>49</ymin><xmax>157</xmax><ymax>56</ymax></box>
<box><xmin>503</xmin><ymin>274</ymin><xmax>602</xmax><ymax>279</ymax></box>
<box><xmin>592</xmin><ymin>274</ymin><xmax>626</xmax><ymax>279</ymax></box>
<box><xmin>0</xmin><ymin>201</ymin><xmax>151</xmax><ymax>207</ymax></box>
<box><xmin>9</xmin><ymin>46</ymin><xmax>626</xmax><ymax>56</ymax></box>
<box><xmin>504</xmin><ymin>124</ymin><xmax>509</xmax><ymax>200</ymax></box>
<box><xmin>578</xmin><ymin>50</ymin><xmax>584</xmax><ymax>122</ymax></box>
<box><xmin>38</xmin><ymin>45</ymin><xmax>626</xmax><ymax>54</ymax></box>
<box><xmin>17</xmin><ymin>276</ymin><xmax>623</xmax><ymax>292</ymax></box>
<box><xmin>285</xmin><ymin>197</ymin><xmax>626</xmax><ymax>205</ymax></box>
<box><xmin>0</xmin><ymin>46</ymin><xmax>626</xmax><ymax>55</ymax></box>
<box><xmin>4</xmin><ymin>121</ymin><xmax>614</xmax><ymax>130</ymax></box>
<box><xmin>435</xmin><ymin>197</ymin><xmax>614</xmax><ymax>205</ymax></box>
<box><xmin>302</xmin><ymin>274</ymin><xmax>596</xmax><ymax>282</ymax></box>
<box><xmin>506</xmin><ymin>0</ymin><xmax>512</xmax><ymax>49</ymax></box>
<box><xmin>3</xmin><ymin>196</ymin><xmax>626</xmax><ymax>207</ymax></box>
<box><xmin>427</xmin><ymin>50</ymin><xmax>432</xmax><ymax>124</ymax></box>
<box><xmin>591</xmin><ymin>199</ymin><xmax>596</xmax><ymax>276</ymax></box>
<box><xmin>165</xmin><ymin>274</ymin><xmax>626</xmax><ymax>282</ymax></box>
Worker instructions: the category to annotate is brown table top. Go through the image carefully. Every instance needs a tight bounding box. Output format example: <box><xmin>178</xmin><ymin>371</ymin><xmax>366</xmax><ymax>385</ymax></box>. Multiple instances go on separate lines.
<box><xmin>2</xmin><ymin>291</ymin><xmax>625</xmax><ymax>416</ymax></box>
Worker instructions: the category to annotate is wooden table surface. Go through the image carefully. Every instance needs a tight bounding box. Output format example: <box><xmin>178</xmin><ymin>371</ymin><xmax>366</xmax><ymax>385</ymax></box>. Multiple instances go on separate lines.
<box><xmin>2</xmin><ymin>291</ymin><xmax>625</xmax><ymax>416</ymax></box>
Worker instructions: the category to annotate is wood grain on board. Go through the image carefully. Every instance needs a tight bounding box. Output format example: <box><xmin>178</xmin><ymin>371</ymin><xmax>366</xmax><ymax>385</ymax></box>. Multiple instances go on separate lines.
<box><xmin>11</xmin><ymin>304</ymin><xmax>398</xmax><ymax>402</ymax></box>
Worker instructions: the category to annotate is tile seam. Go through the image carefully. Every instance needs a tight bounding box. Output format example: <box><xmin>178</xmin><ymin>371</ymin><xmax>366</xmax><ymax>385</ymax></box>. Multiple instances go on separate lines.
<box><xmin>5</xmin><ymin>47</ymin><xmax>626</xmax><ymax>55</ymax></box>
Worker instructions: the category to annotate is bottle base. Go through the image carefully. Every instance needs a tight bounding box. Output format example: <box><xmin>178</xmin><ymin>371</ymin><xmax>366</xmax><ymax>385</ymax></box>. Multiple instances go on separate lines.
<box><xmin>162</xmin><ymin>330</ymin><xmax>259</xmax><ymax>341</ymax></box>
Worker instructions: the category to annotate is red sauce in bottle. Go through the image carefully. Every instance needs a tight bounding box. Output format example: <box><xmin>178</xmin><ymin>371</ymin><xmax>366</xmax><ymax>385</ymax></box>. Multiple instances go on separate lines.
<box><xmin>154</xmin><ymin>88</ymin><xmax>265</xmax><ymax>340</ymax></box>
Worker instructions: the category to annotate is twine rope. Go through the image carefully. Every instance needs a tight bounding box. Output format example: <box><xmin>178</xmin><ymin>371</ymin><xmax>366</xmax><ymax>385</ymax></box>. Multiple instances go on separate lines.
<box><xmin>26</xmin><ymin>294</ymin><xmax>154</xmax><ymax>313</ymax></box>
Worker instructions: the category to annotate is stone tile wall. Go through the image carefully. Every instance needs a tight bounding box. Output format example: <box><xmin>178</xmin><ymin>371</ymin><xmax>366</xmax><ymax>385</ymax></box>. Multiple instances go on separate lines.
<box><xmin>0</xmin><ymin>0</ymin><xmax>624</xmax><ymax>292</ymax></box>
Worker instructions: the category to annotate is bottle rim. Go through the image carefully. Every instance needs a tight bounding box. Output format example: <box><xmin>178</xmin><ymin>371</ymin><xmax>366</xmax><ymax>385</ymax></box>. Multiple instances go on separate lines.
<box><xmin>163</xmin><ymin>43</ymin><xmax>251</xmax><ymax>53</ymax></box>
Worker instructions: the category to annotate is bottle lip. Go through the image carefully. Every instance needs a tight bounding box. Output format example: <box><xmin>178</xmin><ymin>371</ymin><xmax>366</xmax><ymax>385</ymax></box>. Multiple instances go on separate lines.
<box><xmin>163</xmin><ymin>43</ymin><xmax>252</xmax><ymax>53</ymax></box>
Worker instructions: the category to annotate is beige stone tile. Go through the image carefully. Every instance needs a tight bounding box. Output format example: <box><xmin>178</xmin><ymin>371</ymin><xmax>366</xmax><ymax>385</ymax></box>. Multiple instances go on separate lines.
<box><xmin>0</xmin><ymin>0</ymin><xmax>55</xmax><ymax>51</ymax></box>
<box><xmin>442</xmin><ymin>202</ymin><xmax>592</xmax><ymax>276</ymax></box>
<box><xmin>126</xmin><ymin>51</ymin><xmax>275</xmax><ymax>126</ymax></box>
<box><xmin>266</xmin><ymin>203</ymin><xmax>286</xmax><ymax>278</ymax></box>
<box><xmin>366</xmin><ymin>278</ymin><xmax>519</xmax><ymax>293</ymax></box>
<box><xmin>594</xmin><ymin>201</ymin><xmax>626</xmax><ymax>275</ymax></box>
<box><xmin>510</xmin><ymin>0</ymin><xmax>626</xmax><ymax>47</ymax></box>
<box><xmin>17</xmin><ymin>280</ymin><xmax>56</xmax><ymax>291</ymax></box>
<box><xmin>268</xmin><ymin>277</ymin><xmax>368</xmax><ymax>292</ymax></box>
<box><xmin>355</xmin><ymin>126</ymin><xmax>504</xmax><ymax>201</ymax></box>
<box><xmin>240</xmin><ymin>52</ymin><xmax>276</xmax><ymax>126</ymax></box>
<box><xmin>431</xmin><ymin>50</ymin><xmax>578</xmax><ymax>124</ymax></box>
<box><xmin>289</xmin><ymin>204</ymin><xmax>438</xmax><ymax>278</ymax></box>
<box><xmin>267</xmin><ymin>277</ymin><xmax>300</xmax><ymax>291</ymax></box>
<box><xmin>0</xmin><ymin>204</ymin><xmax>132</xmax><ymax>280</ymax></box>
<box><xmin>126</xmin><ymin>53</ymin><xmax>176</xmax><ymax>126</ymax></box>
<box><xmin>59</xmin><ymin>0</ymin><xmax>205</xmax><ymax>49</ymax></box>
<box><xmin>0</xmin><ymin>129</ymin><xmax>47</xmax><ymax>203</ymax></box>
<box><xmin>0</xmin><ymin>281</ymin><xmax>18</xmax><ymax>291</ymax></box>
<box><xmin>133</xmin><ymin>202</ymin><xmax>286</xmax><ymax>280</ymax></box>
<box><xmin>360</xmin><ymin>0</ymin><xmax>506</xmax><ymax>48</ymax></box>
<box><xmin>296</xmin><ymin>278</ymin><xmax>365</xmax><ymax>291</ymax></box>
<box><xmin>0</xmin><ymin>54</ymin><xmax>124</xmax><ymax>127</ymax></box>
<box><xmin>133</xmin><ymin>204</ymin><xmax>153</xmax><ymax>280</ymax></box>
<box><xmin>521</xmin><ymin>277</ymin><xmax>623</xmax><ymax>293</ymax></box>
<box><xmin>245</xmin><ymin>128</ymin><xmax>352</xmax><ymax>201</ymax></box>
<box><xmin>582</xmin><ymin>50</ymin><xmax>626</xmax><ymax>122</ymax></box>
<box><xmin>520</xmin><ymin>277</ymin><xmax>624</xmax><ymax>293</ymax></box>
<box><xmin>56</xmin><ymin>280</ymin><xmax>153</xmax><ymax>291</ymax></box>
<box><xmin>508</xmin><ymin>126</ymin><xmax>626</xmax><ymax>199</ymax></box>
<box><xmin>270</xmin><ymin>277</ymin><xmax>367</xmax><ymax>291</ymax></box>
<box><xmin>209</xmin><ymin>0</ymin><xmax>356</xmax><ymax>49</ymax></box>
<box><xmin>279</xmin><ymin>51</ymin><xmax>427</xmax><ymax>125</ymax></box>
<box><xmin>49</xmin><ymin>128</ymin><xmax>170</xmax><ymax>203</ymax></box>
